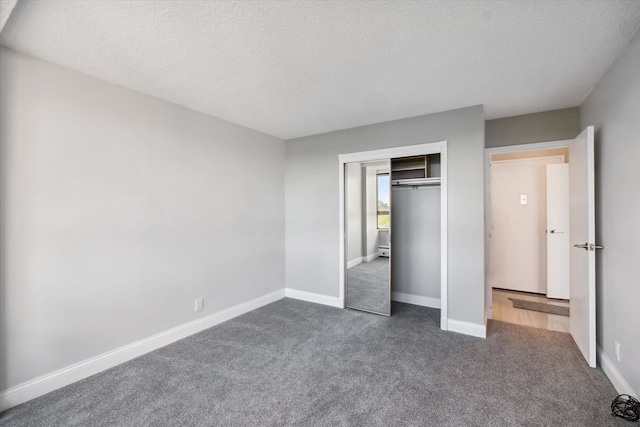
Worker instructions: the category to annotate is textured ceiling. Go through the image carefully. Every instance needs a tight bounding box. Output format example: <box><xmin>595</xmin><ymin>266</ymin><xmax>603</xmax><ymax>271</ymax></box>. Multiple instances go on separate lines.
<box><xmin>2</xmin><ymin>1</ymin><xmax>640</xmax><ymax>140</ymax></box>
<box><xmin>0</xmin><ymin>0</ymin><xmax>18</xmax><ymax>32</ymax></box>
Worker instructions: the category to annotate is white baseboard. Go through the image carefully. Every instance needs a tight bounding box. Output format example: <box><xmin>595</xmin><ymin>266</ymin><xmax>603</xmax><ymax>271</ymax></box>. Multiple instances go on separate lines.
<box><xmin>365</xmin><ymin>253</ymin><xmax>378</xmax><ymax>262</ymax></box>
<box><xmin>285</xmin><ymin>288</ymin><xmax>343</xmax><ymax>308</ymax></box>
<box><xmin>0</xmin><ymin>289</ymin><xmax>286</xmax><ymax>412</ymax></box>
<box><xmin>391</xmin><ymin>292</ymin><xmax>440</xmax><ymax>309</ymax></box>
<box><xmin>347</xmin><ymin>257</ymin><xmax>363</xmax><ymax>269</ymax></box>
<box><xmin>448</xmin><ymin>318</ymin><xmax>487</xmax><ymax>338</ymax></box>
<box><xmin>597</xmin><ymin>345</ymin><xmax>637</xmax><ymax>397</ymax></box>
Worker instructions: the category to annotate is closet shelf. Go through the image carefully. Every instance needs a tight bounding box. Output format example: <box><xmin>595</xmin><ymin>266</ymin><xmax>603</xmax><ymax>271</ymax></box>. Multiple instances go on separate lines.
<box><xmin>391</xmin><ymin>153</ymin><xmax>441</xmax><ymax>183</ymax></box>
<box><xmin>392</xmin><ymin>165</ymin><xmax>426</xmax><ymax>172</ymax></box>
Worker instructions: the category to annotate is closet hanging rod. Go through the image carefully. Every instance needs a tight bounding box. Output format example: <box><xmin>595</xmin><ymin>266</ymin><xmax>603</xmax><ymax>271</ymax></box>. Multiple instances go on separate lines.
<box><xmin>392</xmin><ymin>178</ymin><xmax>441</xmax><ymax>187</ymax></box>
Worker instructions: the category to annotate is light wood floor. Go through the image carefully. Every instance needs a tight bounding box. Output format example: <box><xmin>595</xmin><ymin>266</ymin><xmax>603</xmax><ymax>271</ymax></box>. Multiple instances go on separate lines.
<box><xmin>492</xmin><ymin>288</ymin><xmax>570</xmax><ymax>333</ymax></box>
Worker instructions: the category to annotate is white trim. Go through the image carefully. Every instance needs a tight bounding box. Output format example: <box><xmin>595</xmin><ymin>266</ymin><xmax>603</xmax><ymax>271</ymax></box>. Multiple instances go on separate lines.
<box><xmin>338</xmin><ymin>159</ymin><xmax>346</xmax><ymax>307</ymax></box>
<box><xmin>448</xmin><ymin>319</ymin><xmax>487</xmax><ymax>338</ymax></box>
<box><xmin>285</xmin><ymin>288</ymin><xmax>343</xmax><ymax>308</ymax></box>
<box><xmin>486</xmin><ymin>139</ymin><xmax>573</xmax><ymax>155</ymax></box>
<box><xmin>338</xmin><ymin>142</ymin><xmax>445</xmax><ymax>164</ymax></box>
<box><xmin>338</xmin><ymin>141</ymin><xmax>448</xmax><ymax>330</ymax></box>
<box><xmin>484</xmin><ymin>139</ymin><xmax>572</xmax><ymax>326</ymax></box>
<box><xmin>440</xmin><ymin>144</ymin><xmax>448</xmax><ymax>330</ymax></box>
<box><xmin>485</xmin><ymin>311</ymin><xmax>490</xmax><ymax>334</ymax></box>
<box><xmin>391</xmin><ymin>292</ymin><xmax>440</xmax><ymax>309</ymax></box>
<box><xmin>597</xmin><ymin>346</ymin><xmax>637</xmax><ymax>396</ymax></box>
<box><xmin>0</xmin><ymin>289</ymin><xmax>286</xmax><ymax>412</ymax></box>
<box><xmin>347</xmin><ymin>257</ymin><xmax>363</xmax><ymax>269</ymax></box>
<box><xmin>490</xmin><ymin>154</ymin><xmax>565</xmax><ymax>165</ymax></box>
<box><xmin>365</xmin><ymin>253</ymin><xmax>379</xmax><ymax>262</ymax></box>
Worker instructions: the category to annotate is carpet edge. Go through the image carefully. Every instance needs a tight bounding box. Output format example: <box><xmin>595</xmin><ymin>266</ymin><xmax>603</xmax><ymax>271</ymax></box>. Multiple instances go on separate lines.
<box><xmin>285</xmin><ymin>288</ymin><xmax>343</xmax><ymax>308</ymax></box>
<box><xmin>0</xmin><ymin>288</ymin><xmax>286</xmax><ymax>412</ymax></box>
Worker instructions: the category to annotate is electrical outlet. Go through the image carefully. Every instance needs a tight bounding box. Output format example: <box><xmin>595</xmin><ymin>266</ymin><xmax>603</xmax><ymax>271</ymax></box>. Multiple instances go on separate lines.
<box><xmin>615</xmin><ymin>341</ymin><xmax>621</xmax><ymax>361</ymax></box>
<box><xmin>195</xmin><ymin>298</ymin><xmax>204</xmax><ymax>312</ymax></box>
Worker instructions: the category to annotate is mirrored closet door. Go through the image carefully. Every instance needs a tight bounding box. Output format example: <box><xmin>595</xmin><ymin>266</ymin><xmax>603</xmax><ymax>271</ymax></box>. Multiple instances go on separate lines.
<box><xmin>345</xmin><ymin>160</ymin><xmax>391</xmax><ymax>316</ymax></box>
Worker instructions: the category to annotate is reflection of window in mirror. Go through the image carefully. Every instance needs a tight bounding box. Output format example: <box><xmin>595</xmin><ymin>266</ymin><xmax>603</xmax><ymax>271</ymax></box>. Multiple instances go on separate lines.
<box><xmin>377</xmin><ymin>173</ymin><xmax>390</xmax><ymax>229</ymax></box>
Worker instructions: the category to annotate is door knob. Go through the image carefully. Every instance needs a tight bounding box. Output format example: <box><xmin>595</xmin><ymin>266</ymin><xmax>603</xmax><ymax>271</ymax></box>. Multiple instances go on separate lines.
<box><xmin>573</xmin><ymin>243</ymin><xmax>589</xmax><ymax>250</ymax></box>
<box><xmin>549</xmin><ymin>229</ymin><xmax>564</xmax><ymax>234</ymax></box>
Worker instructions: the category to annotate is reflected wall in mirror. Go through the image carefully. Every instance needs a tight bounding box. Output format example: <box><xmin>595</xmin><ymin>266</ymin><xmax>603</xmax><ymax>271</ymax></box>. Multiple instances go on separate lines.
<box><xmin>345</xmin><ymin>160</ymin><xmax>391</xmax><ymax>316</ymax></box>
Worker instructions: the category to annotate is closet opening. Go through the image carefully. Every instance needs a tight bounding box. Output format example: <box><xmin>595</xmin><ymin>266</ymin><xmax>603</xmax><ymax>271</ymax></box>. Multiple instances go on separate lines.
<box><xmin>338</xmin><ymin>142</ymin><xmax>448</xmax><ymax>329</ymax></box>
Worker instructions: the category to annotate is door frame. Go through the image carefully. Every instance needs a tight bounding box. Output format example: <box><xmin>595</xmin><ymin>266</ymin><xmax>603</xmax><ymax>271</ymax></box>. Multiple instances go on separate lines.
<box><xmin>338</xmin><ymin>141</ymin><xmax>448</xmax><ymax>329</ymax></box>
<box><xmin>484</xmin><ymin>139</ymin><xmax>572</xmax><ymax>321</ymax></box>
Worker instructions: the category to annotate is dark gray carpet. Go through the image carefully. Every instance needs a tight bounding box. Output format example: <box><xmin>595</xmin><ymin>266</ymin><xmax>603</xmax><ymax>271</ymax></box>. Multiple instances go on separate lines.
<box><xmin>0</xmin><ymin>299</ymin><xmax>625</xmax><ymax>426</ymax></box>
<box><xmin>346</xmin><ymin>257</ymin><xmax>389</xmax><ymax>314</ymax></box>
<box><xmin>509</xmin><ymin>297</ymin><xmax>570</xmax><ymax>317</ymax></box>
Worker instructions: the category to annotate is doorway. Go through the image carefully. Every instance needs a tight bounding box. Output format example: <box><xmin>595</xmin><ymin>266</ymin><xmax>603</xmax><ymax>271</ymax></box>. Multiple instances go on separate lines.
<box><xmin>485</xmin><ymin>141</ymin><xmax>572</xmax><ymax>332</ymax></box>
<box><xmin>486</xmin><ymin>128</ymin><xmax>598</xmax><ymax>368</ymax></box>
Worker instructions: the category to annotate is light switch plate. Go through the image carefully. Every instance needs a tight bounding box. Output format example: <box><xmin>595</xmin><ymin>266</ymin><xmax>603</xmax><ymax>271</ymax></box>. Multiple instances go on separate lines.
<box><xmin>520</xmin><ymin>195</ymin><xmax>527</xmax><ymax>205</ymax></box>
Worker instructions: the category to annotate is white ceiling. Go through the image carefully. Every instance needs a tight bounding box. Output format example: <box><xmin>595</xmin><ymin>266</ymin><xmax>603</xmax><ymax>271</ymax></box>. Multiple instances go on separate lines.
<box><xmin>2</xmin><ymin>1</ymin><xmax>640</xmax><ymax>140</ymax></box>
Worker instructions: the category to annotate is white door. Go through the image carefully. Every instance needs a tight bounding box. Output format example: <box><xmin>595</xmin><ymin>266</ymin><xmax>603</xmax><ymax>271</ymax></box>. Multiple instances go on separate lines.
<box><xmin>546</xmin><ymin>164</ymin><xmax>570</xmax><ymax>299</ymax></box>
<box><xmin>569</xmin><ymin>126</ymin><xmax>598</xmax><ymax>368</ymax></box>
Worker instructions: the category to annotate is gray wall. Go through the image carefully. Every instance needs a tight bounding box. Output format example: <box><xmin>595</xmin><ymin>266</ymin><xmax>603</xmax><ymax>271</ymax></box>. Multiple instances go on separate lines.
<box><xmin>0</xmin><ymin>48</ymin><xmax>286</xmax><ymax>390</ymax></box>
<box><xmin>391</xmin><ymin>187</ymin><xmax>441</xmax><ymax>299</ymax></box>
<box><xmin>364</xmin><ymin>167</ymin><xmax>378</xmax><ymax>259</ymax></box>
<box><xmin>345</xmin><ymin>162</ymin><xmax>362</xmax><ymax>263</ymax></box>
<box><xmin>580</xmin><ymin>31</ymin><xmax>640</xmax><ymax>395</ymax></box>
<box><xmin>486</xmin><ymin>107</ymin><xmax>580</xmax><ymax>148</ymax></box>
<box><xmin>285</xmin><ymin>106</ymin><xmax>485</xmax><ymax>325</ymax></box>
